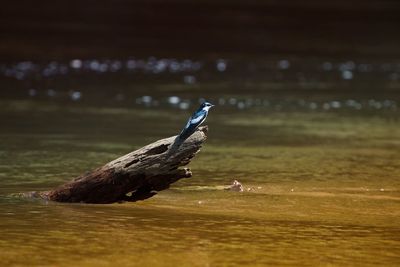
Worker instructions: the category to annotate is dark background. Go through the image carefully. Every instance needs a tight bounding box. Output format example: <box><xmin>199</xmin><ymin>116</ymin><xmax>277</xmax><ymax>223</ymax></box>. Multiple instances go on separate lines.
<box><xmin>1</xmin><ymin>0</ymin><xmax>400</xmax><ymax>60</ymax></box>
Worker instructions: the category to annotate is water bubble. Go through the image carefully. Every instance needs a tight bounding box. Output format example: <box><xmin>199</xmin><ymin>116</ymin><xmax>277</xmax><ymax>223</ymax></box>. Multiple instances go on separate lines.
<box><xmin>368</xmin><ymin>99</ymin><xmax>382</xmax><ymax>109</ymax></box>
<box><xmin>182</xmin><ymin>60</ymin><xmax>193</xmax><ymax>71</ymax></box>
<box><xmin>70</xmin><ymin>59</ymin><xmax>82</xmax><ymax>69</ymax></box>
<box><xmin>168</xmin><ymin>96</ymin><xmax>180</xmax><ymax>105</ymax></box>
<box><xmin>383</xmin><ymin>100</ymin><xmax>393</xmax><ymax>108</ymax></box>
<box><xmin>309</xmin><ymin>102</ymin><xmax>317</xmax><ymax>110</ymax></box>
<box><xmin>229</xmin><ymin>98</ymin><xmax>237</xmax><ymax>105</ymax></box>
<box><xmin>237</xmin><ymin>102</ymin><xmax>245</xmax><ymax>109</ymax></box>
<box><xmin>126</xmin><ymin>59</ymin><xmax>136</xmax><ymax>70</ymax></box>
<box><xmin>70</xmin><ymin>91</ymin><xmax>81</xmax><ymax>101</ymax></box>
<box><xmin>346</xmin><ymin>99</ymin><xmax>356</xmax><ymax>107</ymax></box>
<box><xmin>330</xmin><ymin>101</ymin><xmax>341</xmax><ymax>109</ymax></box>
<box><xmin>141</xmin><ymin>96</ymin><xmax>152</xmax><ymax>105</ymax></box>
<box><xmin>345</xmin><ymin>99</ymin><xmax>362</xmax><ymax>110</ymax></box>
<box><xmin>169</xmin><ymin>61</ymin><xmax>180</xmax><ymax>73</ymax></box>
<box><xmin>323</xmin><ymin>103</ymin><xmax>330</xmax><ymax>110</ymax></box>
<box><xmin>17</xmin><ymin>61</ymin><xmax>34</xmax><ymax>71</ymax></box>
<box><xmin>47</xmin><ymin>89</ymin><xmax>56</xmax><ymax>97</ymax></box>
<box><xmin>341</xmin><ymin>70</ymin><xmax>353</xmax><ymax>80</ymax></box>
<box><xmin>99</xmin><ymin>63</ymin><xmax>108</xmax><ymax>73</ymax></box>
<box><xmin>110</xmin><ymin>61</ymin><xmax>122</xmax><ymax>72</ymax></box>
<box><xmin>216</xmin><ymin>59</ymin><xmax>227</xmax><ymax>72</ymax></box>
<box><xmin>179</xmin><ymin>102</ymin><xmax>190</xmax><ymax>110</ymax></box>
<box><xmin>154</xmin><ymin>60</ymin><xmax>167</xmax><ymax>73</ymax></box>
<box><xmin>42</xmin><ymin>68</ymin><xmax>53</xmax><ymax>77</ymax></box>
<box><xmin>142</xmin><ymin>95</ymin><xmax>152</xmax><ymax>102</ymax></box>
<box><xmin>339</xmin><ymin>61</ymin><xmax>355</xmax><ymax>71</ymax></box>
<box><xmin>89</xmin><ymin>60</ymin><xmax>100</xmax><ymax>71</ymax></box>
<box><xmin>28</xmin><ymin>89</ymin><xmax>37</xmax><ymax>97</ymax></box>
<box><xmin>183</xmin><ymin>75</ymin><xmax>196</xmax><ymax>84</ymax></box>
<box><xmin>278</xmin><ymin>59</ymin><xmax>290</xmax><ymax>70</ymax></box>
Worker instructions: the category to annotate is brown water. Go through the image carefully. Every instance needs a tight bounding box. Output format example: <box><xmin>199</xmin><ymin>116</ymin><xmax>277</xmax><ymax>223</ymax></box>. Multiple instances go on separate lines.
<box><xmin>0</xmin><ymin>99</ymin><xmax>399</xmax><ymax>266</ymax></box>
<box><xmin>1</xmin><ymin>1</ymin><xmax>400</xmax><ymax>264</ymax></box>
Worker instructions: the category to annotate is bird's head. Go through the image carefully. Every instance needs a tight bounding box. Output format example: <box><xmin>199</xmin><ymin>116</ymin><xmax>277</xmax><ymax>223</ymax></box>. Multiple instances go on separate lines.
<box><xmin>200</xmin><ymin>102</ymin><xmax>215</xmax><ymax>111</ymax></box>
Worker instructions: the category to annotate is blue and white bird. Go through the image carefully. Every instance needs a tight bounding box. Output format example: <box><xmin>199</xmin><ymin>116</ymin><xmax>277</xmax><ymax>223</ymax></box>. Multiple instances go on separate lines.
<box><xmin>178</xmin><ymin>102</ymin><xmax>214</xmax><ymax>140</ymax></box>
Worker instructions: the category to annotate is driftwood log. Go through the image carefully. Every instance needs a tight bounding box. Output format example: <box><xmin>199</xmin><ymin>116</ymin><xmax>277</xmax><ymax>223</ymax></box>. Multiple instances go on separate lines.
<box><xmin>41</xmin><ymin>126</ymin><xmax>208</xmax><ymax>204</ymax></box>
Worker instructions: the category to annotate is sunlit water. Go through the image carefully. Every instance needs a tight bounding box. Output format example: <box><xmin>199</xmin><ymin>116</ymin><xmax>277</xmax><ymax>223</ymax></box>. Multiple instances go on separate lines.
<box><xmin>0</xmin><ymin>97</ymin><xmax>399</xmax><ymax>266</ymax></box>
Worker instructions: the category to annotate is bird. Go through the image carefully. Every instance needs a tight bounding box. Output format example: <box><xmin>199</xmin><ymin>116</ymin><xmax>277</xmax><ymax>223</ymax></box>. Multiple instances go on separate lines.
<box><xmin>178</xmin><ymin>101</ymin><xmax>214</xmax><ymax>140</ymax></box>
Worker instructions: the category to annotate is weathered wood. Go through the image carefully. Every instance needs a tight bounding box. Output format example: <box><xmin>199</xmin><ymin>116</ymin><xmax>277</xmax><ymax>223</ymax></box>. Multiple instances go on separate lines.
<box><xmin>43</xmin><ymin>126</ymin><xmax>208</xmax><ymax>204</ymax></box>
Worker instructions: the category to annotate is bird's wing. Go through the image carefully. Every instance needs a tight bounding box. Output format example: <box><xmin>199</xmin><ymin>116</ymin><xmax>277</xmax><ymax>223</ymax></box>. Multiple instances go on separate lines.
<box><xmin>190</xmin><ymin>110</ymin><xmax>206</xmax><ymax>124</ymax></box>
<box><xmin>179</xmin><ymin>110</ymin><xmax>207</xmax><ymax>139</ymax></box>
<box><xmin>182</xmin><ymin>110</ymin><xmax>205</xmax><ymax>131</ymax></box>
<box><xmin>183</xmin><ymin>118</ymin><xmax>191</xmax><ymax>130</ymax></box>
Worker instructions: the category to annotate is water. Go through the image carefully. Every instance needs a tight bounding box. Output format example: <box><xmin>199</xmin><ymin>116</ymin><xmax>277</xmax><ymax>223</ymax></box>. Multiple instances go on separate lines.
<box><xmin>0</xmin><ymin>92</ymin><xmax>399</xmax><ymax>266</ymax></box>
<box><xmin>1</xmin><ymin>0</ymin><xmax>400</xmax><ymax>263</ymax></box>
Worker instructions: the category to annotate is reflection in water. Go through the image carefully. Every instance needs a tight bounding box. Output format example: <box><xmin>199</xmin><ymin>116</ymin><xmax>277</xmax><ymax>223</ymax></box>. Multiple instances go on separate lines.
<box><xmin>134</xmin><ymin>96</ymin><xmax>398</xmax><ymax>112</ymax></box>
<box><xmin>1</xmin><ymin>57</ymin><xmax>400</xmax><ymax>84</ymax></box>
<box><xmin>1</xmin><ymin>57</ymin><xmax>399</xmax><ymax>116</ymax></box>
<box><xmin>0</xmin><ymin>58</ymin><xmax>204</xmax><ymax>80</ymax></box>
<box><xmin>3</xmin><ymin>58</ymin><xmax>400</xmax><ymax>78</ymax></box>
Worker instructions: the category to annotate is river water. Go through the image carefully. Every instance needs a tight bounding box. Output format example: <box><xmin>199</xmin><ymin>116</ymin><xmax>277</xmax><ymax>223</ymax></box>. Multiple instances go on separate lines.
<box><xmin>0</xmin><ymin>57</ymin><xmax>400</xmax><ymax>266</ymax></box>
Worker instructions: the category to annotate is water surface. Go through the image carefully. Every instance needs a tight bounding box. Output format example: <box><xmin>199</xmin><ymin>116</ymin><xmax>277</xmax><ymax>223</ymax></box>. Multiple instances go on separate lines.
<box><xmin>0</xmin><ymin>99</ymin><xmax>399</xmax><ymax>266</ymax></box>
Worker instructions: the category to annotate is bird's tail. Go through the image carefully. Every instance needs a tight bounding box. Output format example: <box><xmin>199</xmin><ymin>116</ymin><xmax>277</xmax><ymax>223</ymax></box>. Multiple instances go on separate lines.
<box><xmin>178</xmin><ymin>126</ymin><xmax>196</xmax><ymax>141</ymax></box>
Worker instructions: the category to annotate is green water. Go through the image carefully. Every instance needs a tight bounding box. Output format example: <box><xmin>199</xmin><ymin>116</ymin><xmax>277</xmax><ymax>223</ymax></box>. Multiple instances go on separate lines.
<box><xmin>0</xmin><ymin>100</ymin><xmax>399</xmax><ymax>266</ymax></box>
